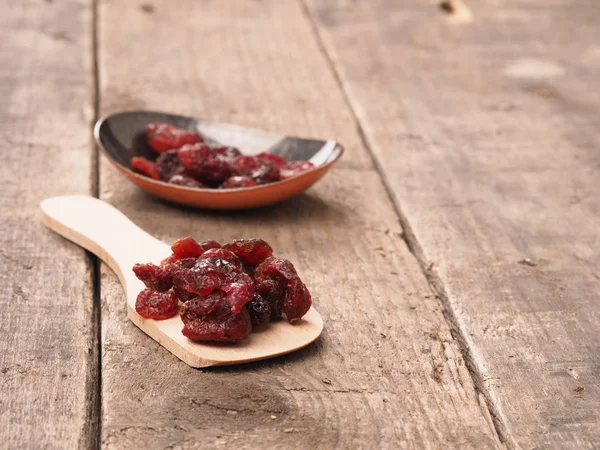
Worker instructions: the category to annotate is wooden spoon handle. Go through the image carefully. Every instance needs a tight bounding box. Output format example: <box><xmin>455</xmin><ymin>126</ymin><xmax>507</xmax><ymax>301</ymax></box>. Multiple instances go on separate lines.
<box><xmin>40</xmin><ymin>195</ymin><xmax>170</xmax><ymax>303</ymax></box>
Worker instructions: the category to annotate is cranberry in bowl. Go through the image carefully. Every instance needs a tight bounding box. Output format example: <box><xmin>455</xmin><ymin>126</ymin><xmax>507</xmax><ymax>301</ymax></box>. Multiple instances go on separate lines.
<box><xmin>94</xmin><ymin>110</ymin><xmax>344</xmax><ymax>209</ymax></box>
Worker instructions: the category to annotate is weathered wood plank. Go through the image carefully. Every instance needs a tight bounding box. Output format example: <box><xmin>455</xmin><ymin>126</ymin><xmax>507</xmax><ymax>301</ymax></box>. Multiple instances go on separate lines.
<box><xmin>0</xmin><ymin>0</ymin><xmax>97</xmax><ymax>448</ymax></box>
<box><xmin>304</xmin><ymin>0</ymin><xmax>600</xmax><ymax>448</ymax></box>
<box><xmin>97</xmin><ymin>0</ymin><xmax>500</xmax><ymax>448</ymax></box>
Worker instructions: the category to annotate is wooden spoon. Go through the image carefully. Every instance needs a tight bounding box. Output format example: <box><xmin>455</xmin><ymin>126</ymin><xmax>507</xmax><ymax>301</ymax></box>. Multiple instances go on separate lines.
<box><xmin>40</xmin><ymin>195</ymin><xmax>324</xmax><ymax>368</ymax></box>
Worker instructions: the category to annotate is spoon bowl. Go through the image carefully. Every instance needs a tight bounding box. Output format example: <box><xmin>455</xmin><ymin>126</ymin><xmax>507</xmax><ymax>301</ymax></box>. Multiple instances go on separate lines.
<box><xmin>94</xmin><ymin>110</ymin><xmax>344</xmax><ymax>209</ymax></box>
<box><xmin>41</xmin><ymin>195</ymin><xmax>324</xmax><ymax>368</ymax></box>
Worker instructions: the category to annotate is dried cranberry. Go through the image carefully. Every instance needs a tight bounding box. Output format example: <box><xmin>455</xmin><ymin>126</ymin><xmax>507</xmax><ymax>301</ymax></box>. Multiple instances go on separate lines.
<box><xmin>130</xmin><ymin>157</ymin><xmax>160</xmax><ymax>180</ymax></box>
<box><xmin>177</xmin><ymin>143</ymin><xmax>212</xmax><ymax>171</ymax></box>
<box><xmin>255</xmin><ymin>257</ymin><xmax>311</xmax><ymax>323</ymax></box>
<box><xmin>168</xmin><ymin>174</ymin><xmax>204</xmax><ymax>188</ymax></box>
<box><xmin>132</xmin><ymin>263</ymin><xmax>173</xmax><ymax>292</ymax></box>
<box><xmin>156</xmin><ymin>150</ymin><xmax>186</xmax><ymax>181</ymax></box>
<box><xmin>231</xmin><ymin>156</ymin><xmax>259</xmax><ymax>175</ymax></box>
<box><xmin>147</xmin><ymin>123</ymin><xmax>203</xmax><ymax>153</ymax></box>
<box><xmin>182</xmin><ymin>309</ymin><xmax>252</xmax><ymax>342</ymax></box>
<box><xmin>135</xmin><ymin>289</ymin><xmax>178</xmax><ymax>320</ymax></box>
<box><xmin>174</xmin><ymin>249</ymin><xmax>254</xmax><ymax>313</ymax></box>
<box><xmin>180</xmin><ymin>291</ymin><xmax>231</xmax><ymax>324</ymax></box>
<box><xmin>200</xmin><ymin>240</ymin><xmax>221</xmax><ymax>251</ymax></box>
<box><xmin>282</xmin><ymin>276</ymin><xmax>312</xmax><ymax>323</ymax></box>
<box><xmin>222</xmin><ymin>239</ymin><xmax>273</xmax><ymax>266</ymax></box>
<box><xmin>256</xmin><ymin>279</ymin><xmax>283</xmax><ymax>320</ymax></box>
<box><xmin>171</xmin><ymin>237</ymin><xmax>206</xmax><ymax>260</ymax></box>
<box><xmin>212</xmin><ymin>146</ymin><xmax>242</xmax><ymax>161</ymax></box>
<box><xmin>220</xmin><ymin>176</ymin><xmax>257</xmax><ymax>189</ymax></box>
<box><xmin>169</xmin><ymin>239</ymin><xmax>220</xmax><ymax>262</ymax></box>
<box><xmin>231</xmin><ymin>156</ymin><xmax>280</xmax><ymax>184</ymax></box>
<box><xmin>255</xmin><ymin>256</ymin><xmax>298</xmax><ymax>286</ymax></box>
<box><xmin>200</xmin><ymin>248</ymin><xmax>243</xmax><ymax>267</ymax></box>
<box><xmin>169</xmin><ymin>257</ymin><xmax>201</xmax><ymax>301</ymax></box>
<box><xmin>178</xmin><ymin>144</ymin><xmax>233</xmax><ymax>183</ymax></box>
<box><xmin>160</xmin><ymin>255</ymin><xmax>176</xmax><ymax>266</ymax></box>
<box><xmin>173</xmin><ymin>281</ymin><xmax>198</xmax><ymax>302</ymax></box>
<box><xmin>172</xmin><ymin>257</ymin><xmax>198</xmax><ymax>270</ymax></box>
<box><xmin>243</xmin><ymin>264</ymin><xmax>255</xmax><ymax>279</ymax></box>
<box><xmin>174</xmin><ymin>268</ymin><xmax>218</xmax><ymax>298</ymax></box>
<box><xmin>220</xmin><ymin>273</ymin><xmax>255</xmax><ymax>314</ymax></box>
<box><xmin>247</xmin><ymin>293</ymin><xmax>271</xmax><ymax>329</ymax></box>
<box><xmin>279</xmin><ymin>161</ymin><xmax>315</xmax><ymax>180</ymax></box>
<box><xmin>255</xmin><ymin>152</ymin><xmax>287</xmax><ymax>169</ymax></box>
<box><xmin>198</xmin><ymin>157</ymin><xmax>233</xmax><ymax>184</ymax></box>
<box><xmin>252</xmin><ymin>163</ymin><xmax>280</xmax><ymax>184</ymax></box>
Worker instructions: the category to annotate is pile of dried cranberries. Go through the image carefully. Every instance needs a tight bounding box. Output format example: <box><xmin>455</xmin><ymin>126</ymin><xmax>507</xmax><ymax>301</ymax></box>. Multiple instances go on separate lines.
<box><xmin>130</xmin><ymin>123</ymin><xmax>315</xmax><ymax>189</ymax></box>
<box><xmin>132</xmin><ymin>237</ymin><xmax>312</xmax><ymax>342</ymax></box>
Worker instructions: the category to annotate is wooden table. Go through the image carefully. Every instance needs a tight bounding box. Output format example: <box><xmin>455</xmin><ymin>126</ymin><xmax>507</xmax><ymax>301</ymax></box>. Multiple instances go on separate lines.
<box><xmin>2</xmin><ymin>1</ymin><xmax>599</xmax><ymax>448</ymax></box>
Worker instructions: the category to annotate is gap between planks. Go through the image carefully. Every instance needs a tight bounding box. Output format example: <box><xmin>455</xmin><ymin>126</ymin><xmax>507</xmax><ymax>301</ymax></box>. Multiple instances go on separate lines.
<box><xmin>298</xmin><ymin>0</ymin><xmax>511</xmax><ymax>447</ymax></box>
<box><xmin>91</xmin><ymin>0</ymin><xmax>102</xmax><ymax>448</ymax></box>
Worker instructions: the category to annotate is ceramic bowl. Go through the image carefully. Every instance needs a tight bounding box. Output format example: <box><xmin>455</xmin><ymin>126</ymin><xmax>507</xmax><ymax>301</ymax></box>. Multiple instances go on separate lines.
<box><xmin>94</xmin><ymin>110</ymin><xmax>344</xmax><ymax>209</ymax></box>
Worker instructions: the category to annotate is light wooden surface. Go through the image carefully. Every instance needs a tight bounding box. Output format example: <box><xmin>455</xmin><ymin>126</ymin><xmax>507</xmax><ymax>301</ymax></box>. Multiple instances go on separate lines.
<box><xmin>0</xmin><ymin>0</ymin><xmax>97</xmax><ymax>448</ymax></box>
<box><xmin>97</xmin><ymin>0</ymin><xmax>499</xmax><ymax>448</ymax></box>
<box><xmin>305</xmin><ymin>0</ymin><xmax>600</xmax><ymax>448</ymax></box>
<box><xmin>2</xmin><ymin>0</ymin><xmax>599</xmax><ymax>447</ymax></box>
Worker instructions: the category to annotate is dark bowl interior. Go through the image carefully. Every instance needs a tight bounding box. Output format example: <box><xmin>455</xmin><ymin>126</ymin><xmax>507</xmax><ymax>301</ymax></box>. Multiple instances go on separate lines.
<box><xmin>96</xmin><ymin>110</ymin><xmax>343</xmax><ymax>171</ymax></box>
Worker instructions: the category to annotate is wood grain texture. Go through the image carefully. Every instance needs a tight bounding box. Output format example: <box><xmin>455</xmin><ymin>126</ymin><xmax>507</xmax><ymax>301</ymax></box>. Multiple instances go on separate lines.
<box><xmin>305</xmin><ymin>0</ymin><xmax>600</xmax><ymax>448</ymax></box>
<box><xmin>97</xmin><ymin>0</ymin><xmax>500</xmax><ymax>448</ymax></box>
<box><xmin>0</xmin><ymin>0</ymin><xmax>97</xmax><ymax>448</ymax></box>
